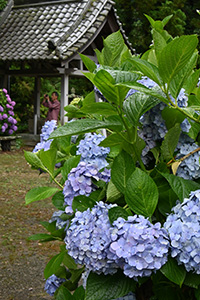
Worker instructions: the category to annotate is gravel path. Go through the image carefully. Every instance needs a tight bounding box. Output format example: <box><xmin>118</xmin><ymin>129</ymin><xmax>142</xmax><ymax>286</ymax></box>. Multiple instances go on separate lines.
<box><xmin>0</xmin><ymin>147</ymin><xmax>60</xmax><ymax>299</ymax></box>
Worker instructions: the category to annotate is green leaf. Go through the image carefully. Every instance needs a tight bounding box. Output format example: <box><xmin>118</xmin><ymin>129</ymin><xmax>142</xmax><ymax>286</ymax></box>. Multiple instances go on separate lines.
<box><xmin>184</xmin><ymin>272</ymin><xmax>200</xmax><ymax>289</ymax></box>
<box><xmin>55</xmin><ymin>286</ymin><xmax>74</xmax><ymax>300</ymax></box>
<box><xmin>27</xmin><ymin>233</ymin><xmax>56</xmax><ymax>242</ymax></box>
<box><xmin>62</xmin><ymin>252</ymin><xmax>77</xmax><ymax>270</ymax></box>
<box><xmin>61</xmin><ymin>156</ymin><xmax>80</xmax><ymax>181</ymax></box>
<box><xmin>184</xmin><ymin>69</ymin><xmax>200</xmax><ymax>95</ymax></box>
<box><xmin>72</xmin><ymin>195</ymin><xmax>96</xmax><ymax>212</ymax></box>
<box><xmin>125</xmin><ymin>168</ymin><xmax>158</xmax><ymax>217</ymax></box>
<box><xmin>169</xmin><ymin>51</ymin><xmax>198</xmax><ymax>98</ymax></box>
<box><xmin>25</xmin><ymin>187</ymin><xmax>59</xmax><ymax>204</ymax></box>
<box><xmin>24</xmin><ymin>150</ymin><xmax>45</xmax><ymax>170</ymax></box>
<box><xmin>79</xmin><ymin>102</ymin><xmax>117</xmax><ymax>116</ymax></box>
<box><xmin>117</xmin><ymin>81</ymin><xmax>168</xmax><ymax>104</ymax></box>
<box><xmin>161</xmin><ymin>106</ymin><xmax>185</xmax><ymax>130</ymax></box>
<box><xmin>108</xmin><ymin>206</ymin><xmax>129</xmax><ymax>224</ymax></box>
<box><xmin>85</xmin><ymin>270</ymin><xmax>135</xmax><ymax>300</ymax></box>
<box><xmin>102</xmin><ymin>31</ymin><xmax>129</xmax><ymax>67</ymax></box>
<box><xmin>52</xmin><ymin>191</ymin><xmax>65</xmax><ymax>210</ymax></box>
<box><xmin>161</xmin><ymin>123</ymin><xmax>181</xmax><ymax>161</ymax></box>
<box><xmin>111</xmin><ymin>150</ymin><xmax>135</xmax><ymax>194</ymax></box>
<box><xmin>158</xmin><ymin>35</ymin><xmax>198</xmax><ymax>84</ymax></box>
<box><xmin>73</xmin><ymin>286</ymin><xmax>85</xmax><ymax>300</ymax></box>
<box><xmin>39</xmin><ymin>147</ymin><xmax>57</xmax><ymax>175</ymax></box>
<box><xmin>160</xmin><ymin>258</ymin><xmax>186</xmax><ymax>287</ymax></box>
<box><xmin>128</xmin><ymin>56</ymin><xmax>163</xmax><ymax>86</ymax></box>
<box><xmin>82</xmin><ymin>91</ymin><xmax>96</xmax><ymax>106</ymax></box>
<box><xmin>160</xmin><ymin>172</ymin><xmax>200</xmax><ymax>202</ymax></box>
<box><xmin>79</xmin><ymin>53</ymin><xmax>96</xmax><ymax>72</ymax></box>
<box><xmin>106</xmin><ymin>180</ymin><xmax>123</xmax><ymax>203</ymax></box>
<box><xmin>50</xmin><ymin>117</ymin><xmax>123</xmax><ymax>139</ymax></box>
<box><xmin>99</xmin><ymin>133</ymin><xmax>125</xmax><ymax>148</ymax></box>
<box><xmin>152</xmin><ymin>29</ymin><xmax>167</xmax><ymax>58</ymax></box>
<box><xmin>44</xmin><ymin>252</ymin><xmax>65</xmax><ymax>279</ymax></box>
<box><xmin>70</xmin><ymin>266</ymin><xmax>85</xmax><ymax>283</ymax></box>
<box><xmin>123</xmin><ymin>92</ymin><xmax>160</xmax><ymax>126</ymax></box>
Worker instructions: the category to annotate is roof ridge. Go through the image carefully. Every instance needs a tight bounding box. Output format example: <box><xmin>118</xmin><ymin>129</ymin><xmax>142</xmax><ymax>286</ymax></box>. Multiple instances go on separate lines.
<box><xmin>52</xmin><ymin>0</ymin><xmax>93</xmax><ymax>48</ymax></box>
<box><xmin>13</xmin><ymin>0</ymin><xmax>81</xmax><ymax>9</ymax></box>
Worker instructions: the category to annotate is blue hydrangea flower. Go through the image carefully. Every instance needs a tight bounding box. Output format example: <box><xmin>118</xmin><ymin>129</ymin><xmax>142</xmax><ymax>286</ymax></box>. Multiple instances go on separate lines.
<box><xmin>49</xmin><ymin>210</ymin><xmax>70</xmax><ymax>229</ymax></box>
<box><xmin>64</xmin><ymin>201</ymin><xmax>120</xmax><ymax>275</ymax></box>
<box><xmin>63</xmin><ymin>162</ymin><xmax>111</xmax><ymax>213</ymax></box>
<box><xmin>76</xmin><ymin>133</ymin><xmax>110</xmax><ymax>170</ymax></box>
<box><xmin>175</xmin><ymin>133</ymin><xmax>200</xmax><ymax>180</ymax></box>
<box><xmin>44</xmin><ymin>274</ymin><xmax>66</xmax><ymax>296</ymax></box>
<box><xmin>164</xmin><ymin>190</ymin><xmax>200</xmax><ymax>274</ymax></box>
<box><xmin>110</xmin><ymin>215</ymin><xmax>169</xmax><ymax>280</ymax></box>
<box><xmin>33</xmin><ymin>120</ymin><xmax>57</xmax><ymax>153</ymax></box>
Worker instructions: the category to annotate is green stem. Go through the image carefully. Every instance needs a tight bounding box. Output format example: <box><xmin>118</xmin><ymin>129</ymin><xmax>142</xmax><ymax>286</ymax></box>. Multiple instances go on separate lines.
<box><xmin>46</xmin><ymin>169</ymin><xmax>64</xmax><ymax>189</ymax></box>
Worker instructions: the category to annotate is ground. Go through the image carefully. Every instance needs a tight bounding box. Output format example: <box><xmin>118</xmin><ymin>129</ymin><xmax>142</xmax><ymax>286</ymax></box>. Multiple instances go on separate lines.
<box><xmin>0</xmin><ymin>146</ymin><xmax>61</xmax><ymax>300</ymax></box>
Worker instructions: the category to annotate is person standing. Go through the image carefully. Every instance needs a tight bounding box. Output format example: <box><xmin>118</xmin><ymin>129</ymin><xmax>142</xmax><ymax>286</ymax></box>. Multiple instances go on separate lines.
<box><xmin>42</xmin><ymin>91</ymin><xmax>60</xmax><ymax>121</ymax></box>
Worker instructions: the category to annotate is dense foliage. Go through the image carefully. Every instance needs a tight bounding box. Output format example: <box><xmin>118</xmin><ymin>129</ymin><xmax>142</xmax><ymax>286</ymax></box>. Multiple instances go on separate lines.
<box><xmin>114</xmin><ymin>0</ymin><xmax>200</xmax><ymax>54</ymax></box>
<box><xmin>24</xmin><ymin>15</ymin><xmax>200</xmax><ymax>300</ymax></box>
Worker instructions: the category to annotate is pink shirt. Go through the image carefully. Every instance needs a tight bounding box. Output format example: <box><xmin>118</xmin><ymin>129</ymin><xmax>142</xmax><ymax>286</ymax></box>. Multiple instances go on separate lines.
<box><xmin>43</xmin><ymin>100</ymin><xmax>60</xmax><ymax>121</ymax></box>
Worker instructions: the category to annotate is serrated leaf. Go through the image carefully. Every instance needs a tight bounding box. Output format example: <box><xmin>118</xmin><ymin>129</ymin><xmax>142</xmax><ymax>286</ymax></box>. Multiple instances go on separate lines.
<box><xmin>161</xmin><ymin>106</ymin><xmax>185</xmax><ymax>130</ymax></box>
<box><xmin>158</xmin><ymin>35</ymin><xmax>198</xmax><ymax>85</ymax></box>
<box><xmin>124</xmin><ymin>92</ymin><xmax>160</xmax><ymax>126</ymax></box>
<box><xmin>160</xmin><ymin>172</ymin><xmax>200</xmax><ymax>201</ymax></box>
<box><xmin>160</xmin><ymin>258</ymin><xmax>186</xmax><ymax>287</ymax></box>
<box><xmin>27</xmin><ymin>233</ymin><xmax>56</xmax><ymax>241</ymax></box>
<box><xmin>52</xmin><ymin>191</ymin><xmax>65</xmax><ymax>210</ymax></box>
<box><xmin>55</xmin><ymin>286</ymin><xmax>74</xmax><ymax>300</ymax></box>
<box><xmin>25</xmin><ymin>187</ymin><xmax>59</xmax><ymax>204</ymax></box>
<box><xmin>128</xmin><ymin>56</ymin><xmax>163</xmax><ymax>86</ymax></box>
<box><xmin>125</xmin><ymin>168</ymin><xmax>158</xmax><ymax>217</ymax></box>
<box><xmin>85</xmin><ymin>270</ymin><xmax>135</xmax><ymax>300</ymax></box>
<box><xmin>79</xmin><ymin>102</ymin><xmax>117</xmax><ymax>116</ymax></box>
<box><xmin>161</xmin><ymin>123</ymin><xmax>181</xmax><ymax>161</ymax></box>
<box><xmin>184</xmin><ymin>272</ymin><xmax>200</xmax><ymax>289</ymax></box>
<box><xmin>24</xmin><ymin>150</ymin><xmax>45</xmax><ymax>170</ymax></box>
<box><xmin>108</xmin><ymin>206</ymin><xmax>129</xmax><ymax>224</ymax></box>
<box><xmin>111</xmin><ymin>150</ymin><xmax>135</xmax><ymax>194</ymax></box>
<box><xmin>50</xmin><ymin>117</ymin><xmax>123</xmax><ymax>139</ymax></box>
<box><xmin>44</xmin><ymin>252</ymin><xmax>65</xmax><ymax>279</ymax></box>
<box><xmin>72</xmin><ymin>195</ymin><xmax>96</xmax><ymax>212</ymax></box>
<box><xmin>106</xmin><ymin>180</ymin><xmax>123</xmax><ymax>203</ymax></box>
<box><xmin>79</xmin><ymin>53</ymin><xmax>96</xmax><ymax>72</ymax></box>
<box><xmin>39</xmin><ymin>147</ymin><xmax>57</xmax><ymax>175</ymax></box>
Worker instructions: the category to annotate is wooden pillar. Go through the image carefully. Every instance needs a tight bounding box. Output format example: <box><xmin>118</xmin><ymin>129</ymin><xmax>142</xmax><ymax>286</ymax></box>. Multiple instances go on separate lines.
<box><xmin>60</xmin><ymin>66</ymin><xmax>69</xmax><ymax>125</ymax></box>
<box><xmin>33</xmin><ymin>77</ymin><xmax>41</xmax><ymax>135</ymax></box>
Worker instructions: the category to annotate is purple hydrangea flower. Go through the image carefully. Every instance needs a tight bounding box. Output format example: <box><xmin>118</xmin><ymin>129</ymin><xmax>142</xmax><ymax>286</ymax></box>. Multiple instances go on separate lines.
<box><xmin>63</xmin><ymin>162</ymin><xmax>111</xmax><ymax>213</ymax></box>
<box><xmin>175</xmin><ymin>133</ymin><xmax>200</xmax><ymax>180</ymax></box>
<box><xmin>76</xmin><ymin>133</ymin><xmax>110</xmax><ymax>170</ymax></box>
<box><xmin>44</xmin><ymin>274</ymin><xmax>66</xmax><ymax>296</ymax></box>
<box><xmin>2</xmin><ymin>113</ymin><xmax>8</xmax><ymax>119</ymax></box>
<box><xmin>110</xmin><ymin>215</ymin><xmax>169</xmax><ymax>280</ymax></box>
<box><xmin>49</xmin><ymin>210</ymin><xmax>70</xmax><ymax>230</ymax></box>
<box><xmin>2</xmin><ymin>88</ymin><xmax>7</xmax><ymax>94</ymax></box>
<box><xmin>65</xmin><ymin>201</ymin><xmax>120</xmax><ymax>275</ymax></box>
<box><xmin>32</xmin><ymin>120</ymin><xmax>57</xmax><ymax>153</ymax></box>
<box><xmin>0</xmin><ymin>105</ymin><xmax>4</xmax><ymax>112</ymax></box>
<box><xmin>8</xmin><ymin>129</ymin><xmax>13</xmax><ymax>135</ymax></box>
<box><xmin>164</xmin><ymin>190</ymin><xmax>200</xmax><ymax>274</ymax></box>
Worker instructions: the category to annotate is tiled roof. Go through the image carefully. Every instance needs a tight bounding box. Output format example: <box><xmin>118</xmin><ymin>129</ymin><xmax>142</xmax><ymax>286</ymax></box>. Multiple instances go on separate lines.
<box><xmin>0</xmin><ymin>0</ymin><xmax>123</xmax><ymax>62</ymax></box>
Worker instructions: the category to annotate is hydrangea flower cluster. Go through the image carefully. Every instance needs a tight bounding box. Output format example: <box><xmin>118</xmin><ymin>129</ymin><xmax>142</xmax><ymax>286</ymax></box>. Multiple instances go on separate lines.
<box><xmin>0</xmin><ymin>88</ymin><xmax>17</xmax><ymax>135</ymax></box>
<box><xmin>64</xmin><ymin>201</ymin><xmax>120</xmax><ymax>275</ymax></box>
<box><xmin>63</xmin><ymin>162</ymin><xmax>111</xmax><ymax>213</ymax></box>
<box><xmin>49</xmin><ymin>210</ymin><xmax>70</xmax><ymax>229</ymax></box>
<box><xmin>110</xmin><ymin>215</ymin><xmax>169</xmax><ymax>280</ymax></box>
<box><xmin>33</xmin><ymin>120</ymin><xmax>57</xmax><ymax>153</ymax></box>
<box><xmin>76</xmin><ymin>132</ymin><xmax>110</xmax><ymax>170</ymax></box>
<box><xmin>164</xmin><ymin>190</ymin><xmax>200</xmax><ymax>274</ymax></box>
<box><xmin>175</xmin><ymin>133</ymin><xmax>200</xmax><ymax>180</ymax></box>
<box><xmin>44</xmin><ymin>274</ymin><xmax>66</xmax><ymax>296</ymax></box>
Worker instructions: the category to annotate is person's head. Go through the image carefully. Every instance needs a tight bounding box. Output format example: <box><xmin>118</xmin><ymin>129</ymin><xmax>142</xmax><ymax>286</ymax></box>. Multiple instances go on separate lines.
<box><xmin>51</xmin><ymin>91</ymin><xmax>59</xmax><ymax>102</ymax></box>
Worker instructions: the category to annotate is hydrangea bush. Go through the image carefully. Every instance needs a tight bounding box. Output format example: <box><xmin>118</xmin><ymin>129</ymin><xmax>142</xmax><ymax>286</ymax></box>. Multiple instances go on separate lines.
<box><xmin>24</xmin><ymin>15</ymin><xmax>200</xmax><ymax>300</ymax></box>
<box><xmin>0</xmin><ymin>88</ymin><xmax>17</xmax><ymax>135</ymax></box>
